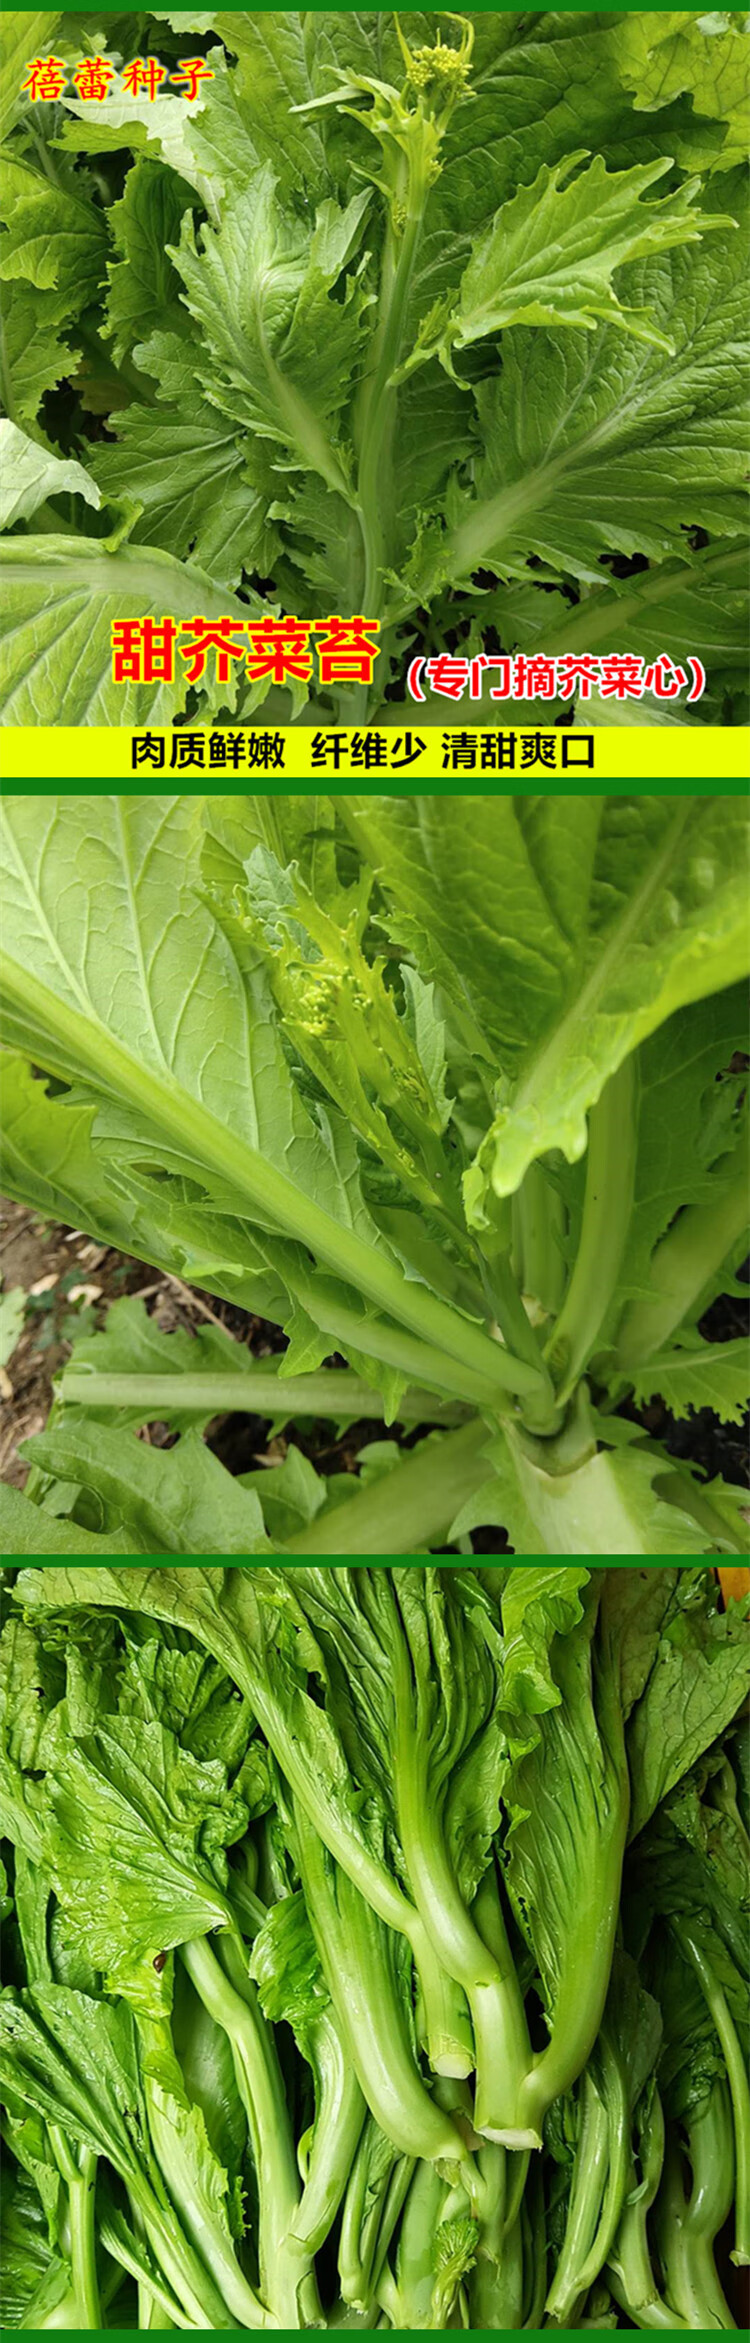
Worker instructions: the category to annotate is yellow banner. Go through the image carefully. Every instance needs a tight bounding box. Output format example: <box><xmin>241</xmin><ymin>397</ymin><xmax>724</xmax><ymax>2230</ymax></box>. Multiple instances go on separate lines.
<box><xmin>2</xmin><ymin>725</ymin><xmax>747</xmax><ymax>781</ymax></box>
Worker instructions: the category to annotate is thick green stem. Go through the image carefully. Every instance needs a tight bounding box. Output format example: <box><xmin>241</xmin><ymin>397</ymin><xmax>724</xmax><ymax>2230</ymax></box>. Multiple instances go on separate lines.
<box><xmin>674</xmin><ymin>1929</ymin><xmax>750</xmax><ymax>2268</ymax></box>
<box><xmin>607</xmin><ymin>2263</ymin><xmax>688</xmax><ymax>2333</ymax></box>
<box><xmin>293</xmin><ymin>1800</ymin><xmax>470</xmax><ymax>2175</ymax></box>
<box><xmin>102</xmin><ymin>2202</ymin><xmax>182</xmax><ymax>2330</ymax></box>
<box><xmin>546</xmin><ymin>2074</ymin><xmax>609</xmax><ymax>2324</ymax></box>
<box><xmin>338</xmin><ymin>2119</ymin><xmax>413</xmax><ymax>2311</ymax></box>
<box><xmin>286</xmin><ymin>1270</ymin><xmax>519</xmax><ymax>1409</ymax></box>
<box><xmin>355</xmin><ymin>206</ymin><xmax>423</xmax><ymax>615</ymax></box>
<box><xmin>512</xmin><ymin>1677</ymin><xmax>629</xmax><ymax>2148</ymax></box>
<box><xmin>522</xmin><ymin>2157</ymin><xmax>548</xmax><ymax>2331</ymax></box>
<box><xmin>548</xmin><ymin>2042</ymin><xmax>630</xmax><ymax>2323</ymax></box>
<box><xmin>655</xmin><ymin>2111</ymin><xmax>736</xmax><ymax>2331</ymax></box>
<box><xmin>134</xmin><ymin>2191</ymin><xmax>234</xmax><ymax>2329</ymax></box>
<box><xmin>469</xmin><ymin>2143</ymin><xmax>525</xmax><ymax>2331</ymax></box>
<box><xmin>393</xmin><ymin>1699</ymin><xmax>531</xmax><ymax>2138</ymax></box>
<box><xmin>486</xmin><ymin>1253</ymin><xmax>559</xmax><ymax>1431</ymax></box>
<box><xmin>58</xmin><ymin>1365</ymin><xmax>464</xmax><ymax>1424</ymax></box>
<box><xmin>49</xmin><ymin>2112</ymin><xmax>228</xmax><ymax>2329</ymax></box>
<box><xmin>577</xmin><ymin>2043</ymin><xmax>631</xmax><ymax>2297</ymax></box>
<box><xmin>413</xmin><ymin>1928</ymin><xmax>475</xmax><ymax>2079</ymax></box>
<box><xmin>613</xmin><ymin>1136</ymin><xmax>749</xmax><ymax>1372</ymax></box>
<box><xmin>547</xmin><ymin>1058</ymin><xmax>638</xmax><ymax>1405</ymax></box>
<box><xmin>180</xmin><ymin>1933</ymin><xmax>316</xmax><ymax>2328</ymax></box>
<box><xmin>282</xmin><ymin>1414</ymin><xmax>491</xmax><ymax>1556</ymax></box>
<box><xmin>684</xmin><ymin>2083</ymin><xmax>736</xmax><ymax>2246</ymax></box>
<box><xmin>513</xmin><ymin>1163</ymin><xmax>567</xmax><ymax>1318</ymax></box>
<box><xmin>378</xmin><ymin>2157</ymin><xmax>451</xmax><ymax>2328</ymax></box>
<box><xmin>291</xmin><ymin>2008</ymin><xmax>366</xmax><ymax>2254</ymax></box>
<box><xmin>67</xmin><ymin>2148</ymin><xmax>101</xmax><ymax>2331</ymax></box>
<box><xmin>140</xmin><ymin>2095</ymin><xmax>271</xmax><ymax>2331</ymax></box>
<box><xmin>48</xmin><ymin>2133</ymin><xmax>100</xmax><ymax>2330</ymax></box>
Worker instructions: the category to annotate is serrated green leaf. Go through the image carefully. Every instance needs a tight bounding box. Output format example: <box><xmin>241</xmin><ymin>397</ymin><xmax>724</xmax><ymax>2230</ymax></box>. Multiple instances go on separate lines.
<box><xmin>0</xmin><ymin>419</ymin><xmax>101</xmax><ymax>528</ymax></box>
<box><xmin>629</xmin><ymin>1337</ymin><xmax>749</xmax><ymax>1426</ymax></box>
<box><xmin>0</xmin><ymin>165</ymin><xmax>108</xmax><ymax>315</ymax></box>
<box><xmin>90</xmin><ymin>329</ymin><xmax>278</xmax><ymax>588</ymax></box>
<box><xmin>488</xmin><ymin>543</ymin><xmax>749</xmax><ymax>724</ymax></box>
<box><xmin>441</xmin><ymin>179</ymin><xmax>748</xmax><ymax>589</ymax></box>
<box><xmin>21</xmin><ymin>1419</ymin><xmax>270</xmax><ymax>1556</ymax></box>
<box><xmin>345</xmin><ymin>796</ymin><xmax>750</xmax><ymax>1208</ymax></box>
<box><xmin>0</xmin><ymin>1480</ymin><xmax>139</xmax><ymax>1555</ymax></box>
<box><xmin>0</xmin><ymin>536</ymin><xmax>257</xmax><ymax>724</ymax></box>
<box><xmin>103</xmin><ymin>154</ymin><xmax>195</xmax><ymax>365</ymax></box>
<box><xmin>407</xmin><ymin>154</ymin><xmax>725</xmax><ymax>369</ymax></box>
<box><xmin>213</xmin><ymin>8</ymin><xmax>328</xmax><ymax>199</ymax></box>
<box><xmin>58</xmin><ymin>84</ymin><xmax>220</xmax><ymax>217</ymax></box>
<box><xmin>41</xmin><ymin>1713</ymin><xmax>245</xmax><ymax>1983</ymax></box>
<box><xmin>169</xmin><ymin>172</ymin><xmax>368</xmax><ymax>500</ymax></box>
<box><xmin>627</xmin><ymin>1569</ymin><xmax>750</xmax><ymax>1835</ymax></box>
<box><xmin>614</xmin><ymin>10</ymin><xmax>750</xmax><ymax>168</ymax></box>
<box><xmin>0</xmin><ymin>275</ymin><xmax>75</xmax><ymax>433</ymax></box>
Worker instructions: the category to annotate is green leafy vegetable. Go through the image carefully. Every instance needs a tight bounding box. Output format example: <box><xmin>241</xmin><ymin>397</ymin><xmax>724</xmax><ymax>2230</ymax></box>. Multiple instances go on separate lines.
<box><xmin>1</xmin><ymin>790</ymin><xmax>747</xmax><ymax>1555</ymax></box>
<box><xmin>0</xmin><ymin>1561</ymin><xmax>747</xmax><ymax>2329</ymax></box>
<box><xmin>1</xmin><ymin>9</ymin><xmax>748</xmax><ymax>725</ymax></box>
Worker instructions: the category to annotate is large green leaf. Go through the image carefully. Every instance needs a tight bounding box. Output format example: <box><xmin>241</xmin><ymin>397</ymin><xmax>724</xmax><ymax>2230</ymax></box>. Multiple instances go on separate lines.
<box><xmin>0</xmin><ymin>420</ymin><xmax>101</xmax><ymax>528</ymax></box>
<box><xmin>0</xmin><ymin>13</ymin><xmax>61</xmax><ymax>144</ymax></box>
<box><xmin>213</xmin><ymin>9</ymin><xmax>328</xmax><ymax>197</ymax></box>
<box><xmin>90</xmin><ymin>329</ymin><xmax>278</xmax><ymax>588</ymax></box>
<box><xmin>437</xmin><ymin>182</ymin><xmax>748</xmax><ymax>592</ymax></box>
<box><xmin>489</xmin><ymin>544</ymin><xmax>750</xmax><ymax>723</ymax></box>
<box><xmin>170</xmin><ymin>174</ymin><xmax>370</xmax><ymax>496</ymax></box>
<box><xmin>0</xmin><ymin>796</ymin><xmax>529</xmax><ymax>1413</ymax></box>
<box><xmin>0</xmin><ymin>155</ymin><xmax>109</xmax><ymax>315</ymax></box>
<box><xmin>0</xmin><ymin>1049</ymin><xmax>257</xmax><ymax>1292</ymax></box>
<box><xmin>613</xmin><ymin>10</ymin><xmax>750</xmax><ymax>170</ymax></box>
<box><xmin>0</xmin><ymin>274</ymin><xmax>76</xmax><ymax>433</ymax></box>
<box><xmin>102</xmin><ymin>153</ymin><xmax>195</xmax><ymax>365</ymax></box>
<box><xmin>0</xmin><ymin>1481</ymin><xmax>138</xmax><ymax>1555</ymax></box>
<box><xmin>626</xmin><ymin>1571</ymin><xmax>750</xmax><ymax>1837</ymax></box>
<box><xmin>0</xmin><ymin>1986</ymin><xmax>149</xmax><ymax>2186</ymax></box>
<box><xmin>58</xmin><ymin>84</ymin><xmax>221</xmax><ymax>219</ymax></box>
<box><xmin>0</xmin><ymin>537</ymin><xmax>256</xmax><ymax>724</ymax></box>
<box><xmin>41</xmin><ymin>1713</ymin><xmax>247</xmax><ymax>1984</ymax></box>
<box><xmin>594</xmin><ymin>989</ymin><xmax>750</xmax><ymax>1374</ymax></box>
<box><xmin>345</xmin><ymin>796</ymin><xmax>750</xmax><ymax>1207</ymax></box>
<box><xmin>544</xmin><ymin>986</ymin><xmax>749</xmax><ymax>1381</ymax></box>
<box><xmin>21</xmin><ymin>1420</ymin><xmax>270</xmax><ymax>1555</ymax></box>
<box><xmin>406</xmin><ymin>154</ymin><xmax>723</xmax><ymax>367</ymax></box>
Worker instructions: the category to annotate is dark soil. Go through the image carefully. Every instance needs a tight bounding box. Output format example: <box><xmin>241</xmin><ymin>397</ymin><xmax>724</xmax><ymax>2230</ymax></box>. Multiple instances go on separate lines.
<box><xmin>2</xmin><ymin>1197</ymin><xmax>747</xmax><ymax>1544</ymax></box>
<box><xmin>0</xmin><ymin>1196</ymin><xmax>393</xmax><ymax>1497</ymax></box>
<box><xmin>622</xmin><ymin>1270</ymin><xmax>750</xmax><ymax>1492</ymax></box>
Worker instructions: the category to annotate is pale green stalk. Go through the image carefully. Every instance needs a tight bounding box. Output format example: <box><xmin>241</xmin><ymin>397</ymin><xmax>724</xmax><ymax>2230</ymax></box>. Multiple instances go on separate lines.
<box><xmin>282</xmin><ymin>1415</ymin><xmax>491</xmax><ymax>1556</ymax></box>
<box><xmin>58</xmin><ymin>1366</ymin><xmax>464</xmax><ymax>1423</ymax></box>
<box><xmin>613</xmin><ymin>1134</ymin><xmax>749</xmax><ymax>1371</ymax></box>
<box><xmin>180</xmin><ymin>1933</ymin><xmax>318</xmax><ymax>2329</ymax></box>
<box><xmin>546</xmin><ymin>1058</ymin><xmax>638</xmax><ymax>1405</ymax></box>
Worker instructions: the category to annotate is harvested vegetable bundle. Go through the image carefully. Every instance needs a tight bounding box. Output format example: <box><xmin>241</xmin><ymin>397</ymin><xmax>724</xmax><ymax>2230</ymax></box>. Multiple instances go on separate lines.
<box><xmin>1</xmin><ymin>1562</ymin><xmax>748</xmax><ymax>2329</ymax></box>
